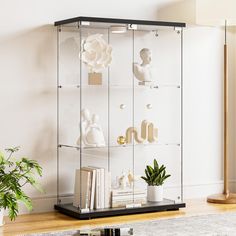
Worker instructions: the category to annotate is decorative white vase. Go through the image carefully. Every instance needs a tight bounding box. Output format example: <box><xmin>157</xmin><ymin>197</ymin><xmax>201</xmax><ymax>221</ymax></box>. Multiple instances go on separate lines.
<box><xmin>0</xmin><ymin>209</ymin><xmax>4</xmax><ymax>226</ymax></box>
<box><xmin>147</xmin><ymin>185</ymin><xmax>163</xmax><ymax>202</ymax></box>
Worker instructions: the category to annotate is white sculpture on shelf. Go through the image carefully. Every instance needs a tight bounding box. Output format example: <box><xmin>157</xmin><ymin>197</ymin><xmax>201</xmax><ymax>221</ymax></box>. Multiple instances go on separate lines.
<box><xmin>118</xmin><ymin>170</ymin><xmax>141</xmax><ymax>189</ymax></box>
<box><xmin>81</xmin><ymin>34</ymin><xmax>112</xmax><ymax>85</ymax></box>
<box><xmin>82</xmin><ymin>34</ymin><xmax>112</xmax><ymax>73</ymax></box>
<box><xmin>118</xmin><ymin>171</ymin><xmax>130</xmax><ymax>189</ymax></box>
<box><xmin>77</xmin><ymin>108</ymin><xmax>106</xmax><ymax>147</ymax></box>
<box><xmin>133</xmin><ymin>48</ymin><xmax>155</xmax><ymax>86</ymax></box>
<box><xmin>128</xmin><ymin>170</ymin><xmax>141</xmax><ymax>187</ymax></box>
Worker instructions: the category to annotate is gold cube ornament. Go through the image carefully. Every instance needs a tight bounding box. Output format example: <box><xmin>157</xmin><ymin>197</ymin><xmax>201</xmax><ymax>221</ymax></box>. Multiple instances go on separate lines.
<box><xmin>88</xmin><ymin>73</ymin><xmax>102</xmax><ymax>85</ymax></box>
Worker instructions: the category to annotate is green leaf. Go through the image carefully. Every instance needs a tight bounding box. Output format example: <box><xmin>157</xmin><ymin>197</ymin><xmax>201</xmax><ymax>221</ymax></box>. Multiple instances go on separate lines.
<box><xmin>18</xmin><ymin>194</ymin><xmax>33</xmax><ymax>211</ymax></box>
<box><xmin>31</xmin><ymin>181</ymin><xmax>44</xmax><ymax>193</ymax></box>
<box><xmin>163</xmin><ymin>174</ymin><xmax>171</xmax><ymax>181</ymax></box>
<box><xmin>0</xmin><ymin>152</ymin><xmax>6</xmax><ymax>165</ymax></box>
<box><xmin>158</xmin><ymin>165</ymin><xmax>166</xmax><ymax>175</ymax></box>
<box><xmin>154</xmin><ymin>159</ymin><xmax>159</xmax><ymax>170</ymax></box>
<box><xmin>147</xmin><ymin>165</ymin><xmax>154</xmax><ymax>176</ymax></box>
<box><xmin>162</xmin><ymin>169</ymin><xmax>166</xmax><ymax>178</ymax></box>
<box><xmin>145</xmin><ymin>169</ymin><xmax>150</xmax><ymax>179</ymax></box>
<box><xmin>141</xmin><ymin>176</ymin><xmax>148</xmax><ymax>182</ymax></box>
<box><xmin>5</xmin><ymin>147</ymin><xmax>20</xmax><ymax>153</ymax></box>
<box><xmin>1</xmin><ymin>192</ymin><xmax>19</xmax><ymax>221</ymax></box>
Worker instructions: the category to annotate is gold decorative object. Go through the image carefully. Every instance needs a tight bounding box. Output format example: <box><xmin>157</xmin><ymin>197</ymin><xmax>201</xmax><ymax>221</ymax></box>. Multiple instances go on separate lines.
<box><xmin>124</xmin><ymin>120</ymin><xmax>158</xmax><ymax>144</ymax></box>
<box><xmin>125</xmin><ymin>127</ymin><xmax>144</xmax><ymax>144</ymax></box>
<box><xmin>88</xmin><ymin>73</ymin><xmax>102</xmax><ymax>85</ymax></box>
<box><xmin>117</xmin><ymin>136</ymin><xmax>126</xmax><ymax>145</ymax></box>
<box><xmin>141</xmin><ymin>120</ymin><xmax>158</xmax><ymax>143</ymax></box>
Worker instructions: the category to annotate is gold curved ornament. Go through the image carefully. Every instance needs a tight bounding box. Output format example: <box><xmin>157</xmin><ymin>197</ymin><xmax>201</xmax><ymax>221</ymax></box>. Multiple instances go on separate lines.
<box><xmin>125</xmin><ymin>127</ymin><xmax>144</xmax><ymax>144</ymax></box>
<box><xmin>141</xmin><ymin>120</ymin><xmax>158</xmax><ymax>143</ymax></box>
<box><xmin>124</xmin><ymin>120</ymin><xmax>158</xmax><ymax>144</ymax></box>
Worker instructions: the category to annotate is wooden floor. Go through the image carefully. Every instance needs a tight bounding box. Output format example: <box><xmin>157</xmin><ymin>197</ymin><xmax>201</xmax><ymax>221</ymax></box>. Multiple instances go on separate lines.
<box><xmin>1</xmin><ymin>199</ymin><xmax>236</xmax><ymax>236</ymax></box>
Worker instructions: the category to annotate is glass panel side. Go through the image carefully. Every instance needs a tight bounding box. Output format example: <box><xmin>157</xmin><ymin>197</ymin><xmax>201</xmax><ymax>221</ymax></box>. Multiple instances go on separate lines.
<box><xmin>58</xmin><ymin>25</ymin><xmax>81</xmax><ymax>205</ymax></box>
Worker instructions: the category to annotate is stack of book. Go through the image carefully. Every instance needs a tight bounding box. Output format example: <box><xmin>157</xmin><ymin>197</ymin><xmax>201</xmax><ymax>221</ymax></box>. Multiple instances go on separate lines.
<box><xmin>111</xmin><ymin>189</ymin><xmax>147</xmax><ymax>208</ymax></box>
<box><xmin>73</xmin><ymin>167</ymin><xmax>111</xmax><ymax>210</ymax></box>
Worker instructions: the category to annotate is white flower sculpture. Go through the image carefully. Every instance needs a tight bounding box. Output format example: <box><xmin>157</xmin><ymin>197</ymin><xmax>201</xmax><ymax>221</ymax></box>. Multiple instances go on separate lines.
<box><xmin>81</xmin><ymin>34</ymin><xmax>112</xmax><ymax>73</ymax></box>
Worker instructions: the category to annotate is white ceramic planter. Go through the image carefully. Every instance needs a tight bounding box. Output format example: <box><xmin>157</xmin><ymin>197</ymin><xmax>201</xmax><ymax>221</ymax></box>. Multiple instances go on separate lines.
<box><xmin>0</xmin><ymin>209</ymin><xmax>4</xmax><ymax>226</ymax></box>
<box><xmin>147</xmin><ymin>185</ymin><xmax>163</xmax><ymax>202</ymax></box>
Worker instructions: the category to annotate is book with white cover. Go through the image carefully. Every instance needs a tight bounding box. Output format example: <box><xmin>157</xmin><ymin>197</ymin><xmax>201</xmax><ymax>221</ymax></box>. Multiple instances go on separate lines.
<box><xmin>100</xmin><ymin>168</ymin><xmax>105</xmax><ymax>209</ymax></box>
<box><xmin>112</xmin><ymin>188</ymin><xmax>146</xmax><ymax>196</ymax></box>
<box><xmin>86</xmin><ymin>166</ymin><xmax>111</xmax><ymax>209</ymax></box>
<box><xmin>81</xmin><ymin>167</ymin><xmax>96</xmax><ymax>210</ymax></box>
<box><xmin>112</xmin><ymin>193</ymin><xmax>147</xmax><ymax>201</ymax></box>
<box><xmin>94</xmin><ymin>168</ymin><xmax>101</xmax><ymax>209</ymax></box>
<box><xmin>112</xmin><ymin>198</ymin><xmax>146</xmax><ymax>208</ymax></box>
<box><xmin>73</xmin><ymin>169</ymin><xmax>91</xmax><ymax>209</ymax></box>
<box><xmin>88</xmin><ymin>166</ymin><xmax>103</xmax><ymax>209</ymax></box>
<box><xmin>104</xmin><ymin>170</ymin><xmax>111</xmax><ymax>208</ymax></box>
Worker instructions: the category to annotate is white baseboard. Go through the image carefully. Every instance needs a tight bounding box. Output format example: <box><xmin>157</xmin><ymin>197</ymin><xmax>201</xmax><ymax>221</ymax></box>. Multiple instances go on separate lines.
<box><xmin>18</xmin><ymin>194</ymin><xmax>73</xmax><ymax>215</ymax></box>
<box><xmin>16</xmin><ymin>180</ymin><xmax>236</xmax><ymax>215</ymax></box>
<box><xmin>183</xmin><ymin>181</ymin><xmax>223</xmax><ymax>199</ymax></box>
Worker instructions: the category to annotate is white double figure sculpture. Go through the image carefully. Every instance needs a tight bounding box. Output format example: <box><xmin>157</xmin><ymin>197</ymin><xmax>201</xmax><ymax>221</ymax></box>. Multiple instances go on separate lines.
<box><xmin>77</xmin><ymin>108</ymin><xmax>106</xmax><ymax>147</ymax></box>
<box><xmin>133</xmin><ymin>48</ymin><xmax>155</xmax><ymax>85</ymax></box>
<box><xmin>118</xmin><ymin>170</ymin><xmax>141</xmax><ymax>189</ymax></box>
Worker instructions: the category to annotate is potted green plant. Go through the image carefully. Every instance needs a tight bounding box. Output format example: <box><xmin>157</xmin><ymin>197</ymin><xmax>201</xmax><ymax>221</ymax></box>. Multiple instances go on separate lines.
<box><xmin>0</xmin><ymin>147</ymin><xmax>43</xmax><ymax>225</ymax></box>
<box><xmin>141</xmin><ymin>159</ymin><xmax>171</xmax><ymax>202</ymax></box>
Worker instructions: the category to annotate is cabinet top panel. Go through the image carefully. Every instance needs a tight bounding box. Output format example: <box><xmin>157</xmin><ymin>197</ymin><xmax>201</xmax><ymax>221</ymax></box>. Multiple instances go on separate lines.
<box><xmin>54</xmin><ymin>16</ymin><xmax>186</xmax><ymax>28</ymax></box>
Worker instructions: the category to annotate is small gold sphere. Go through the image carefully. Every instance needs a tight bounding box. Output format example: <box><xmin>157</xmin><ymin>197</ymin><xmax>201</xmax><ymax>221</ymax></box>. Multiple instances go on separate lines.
<box><xmin>117</xmin><ymin>136</ymin><xmax>126</xmax><ymax>145</ymax></box>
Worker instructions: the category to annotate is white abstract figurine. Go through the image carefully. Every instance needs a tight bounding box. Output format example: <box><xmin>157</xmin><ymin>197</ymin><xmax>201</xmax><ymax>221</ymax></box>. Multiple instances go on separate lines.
<box><xmin>133</xmin><ymin>48</ymin><xmax>154</xmax><ymax>85</ymax></box>
<box><xmin>77</xmin><ymin>108</ymin><xmax>105</xmax><ymax>147</ymax></box>
<box><xmin>128</xmin><ymin>170</ymin><xmax>134</xmax><ymax>188</ymax></box>
<box><xmin>128</xmin><ymin>170</ymin><xmax>141</xmax><ymax>187</ymax></box>
<box><xmin>118</xmin><ymin>171</ymin><xmax>130</xmax><ymax>189</ymax></box>
<box><xmin>118</xmin><ymin>170</ymin><xmax>141</xmax><ymax>189</ymax></box>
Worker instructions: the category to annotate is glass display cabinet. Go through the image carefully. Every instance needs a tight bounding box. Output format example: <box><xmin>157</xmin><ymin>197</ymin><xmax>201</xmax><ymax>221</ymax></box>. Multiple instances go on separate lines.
<box><xmin>54</xmin><ymin>17</ymin><xmax>186</xmax><ymax>219</ymax></box>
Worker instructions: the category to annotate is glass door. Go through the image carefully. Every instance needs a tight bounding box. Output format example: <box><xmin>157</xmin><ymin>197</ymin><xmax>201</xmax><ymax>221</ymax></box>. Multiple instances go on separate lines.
<box><xmin>133</xmin><ymin>26</ymin><xmax>183</xmax><ymax>204</ymax></box>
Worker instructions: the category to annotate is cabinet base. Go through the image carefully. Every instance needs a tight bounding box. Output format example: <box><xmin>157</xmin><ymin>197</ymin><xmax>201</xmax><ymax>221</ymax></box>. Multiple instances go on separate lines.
<box><xmin>54</xmin><ymin>199</ymin><xmax>186</xmax><ymax>220</ymax></box>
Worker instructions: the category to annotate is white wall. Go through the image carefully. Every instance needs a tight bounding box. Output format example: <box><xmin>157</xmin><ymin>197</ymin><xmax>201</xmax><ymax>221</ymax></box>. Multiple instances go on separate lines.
<box><xmin>0</xmin><ymin>0</ymin><xmax>235</xmax><ymax>214</ymax></box>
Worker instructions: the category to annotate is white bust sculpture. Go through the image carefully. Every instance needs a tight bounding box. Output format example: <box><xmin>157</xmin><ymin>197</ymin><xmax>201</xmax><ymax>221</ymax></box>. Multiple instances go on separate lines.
<box><xmin>133</xmin><ymin>48</ymin><xmax>154</xmax><ymax>85</ymax></box>
<box><xmin>77</xmin><ymin>108</ymin><xmax>105</xmax><ymax>147</ymax></box>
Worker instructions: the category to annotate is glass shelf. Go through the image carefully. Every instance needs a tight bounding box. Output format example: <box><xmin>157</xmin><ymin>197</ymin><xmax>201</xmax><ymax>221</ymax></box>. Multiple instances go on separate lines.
<box><xmin>58</xmin><ymin>84</ymin><xmax>181</xmax><ymax>89</ymax></box>
<box><xmin>58</xmin><ymin>142</ymin><xmax>181</xmax><ymax>150</ymax></box>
